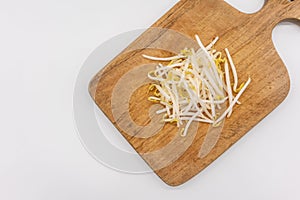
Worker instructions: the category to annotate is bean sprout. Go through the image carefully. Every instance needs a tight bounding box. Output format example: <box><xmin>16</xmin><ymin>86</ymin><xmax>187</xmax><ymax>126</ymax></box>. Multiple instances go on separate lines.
<box><xmin>144</xmin><ymin>35</ymin><xmax>251</xmax><ymax>136</ymax></box>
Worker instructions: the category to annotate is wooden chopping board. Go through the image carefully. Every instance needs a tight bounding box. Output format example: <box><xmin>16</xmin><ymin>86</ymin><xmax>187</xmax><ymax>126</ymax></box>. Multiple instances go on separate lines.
<box><xmin>89</xmin><ymin>0</ymin><xmax>300</xmax><ymax>186</ymax></box>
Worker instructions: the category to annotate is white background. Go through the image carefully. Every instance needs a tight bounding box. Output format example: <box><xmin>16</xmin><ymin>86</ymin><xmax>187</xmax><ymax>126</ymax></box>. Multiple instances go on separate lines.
<box><xmin>0</xmin><ymin>0</ymin><xmax>299</xmax><ymax>199</ymax></box>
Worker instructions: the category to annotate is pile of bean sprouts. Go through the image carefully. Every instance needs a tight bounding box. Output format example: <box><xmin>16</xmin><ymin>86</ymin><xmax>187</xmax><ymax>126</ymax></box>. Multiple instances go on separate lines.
<box><xmin>143</xmin><ymin>35</ymin><xmax>251</xmax><ymax>137</ymax></box>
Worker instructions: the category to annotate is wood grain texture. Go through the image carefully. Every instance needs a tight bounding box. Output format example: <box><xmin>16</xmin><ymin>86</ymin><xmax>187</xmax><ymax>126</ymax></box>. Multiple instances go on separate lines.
<box><xmin>89</xmin><ymin>0</ymin><xmax>300</xmax><ymax>186</ymax></box>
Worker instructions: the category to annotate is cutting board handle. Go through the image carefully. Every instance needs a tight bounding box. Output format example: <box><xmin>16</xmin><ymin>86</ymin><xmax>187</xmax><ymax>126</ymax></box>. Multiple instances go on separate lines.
<box><xmin>260</xmin><ymin>0</ymin><xmax>300</xmax><ymax>21</ymax></box>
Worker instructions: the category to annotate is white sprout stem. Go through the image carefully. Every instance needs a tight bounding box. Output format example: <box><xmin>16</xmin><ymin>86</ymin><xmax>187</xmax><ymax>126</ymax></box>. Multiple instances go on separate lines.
<box><xmin>179</xmin><ymin>112</ymin><xmax>211</xmax><ymax>121</ymax></box>
<box><xmin>225</xmin><ymin>48</ymin><xmax>238</xmax><ymax>92</ymax></box>
<box><xmin>180</xmin><ymin>117</ymin><xmax>213</xmax><ymax>124</ymax></box>
<box><xmin>149</xmin><ymin>96</ymin><xmax>160</xmax><ymax>101</ymax></box>
<box><xmin>154</xmin><ymin>63</ymin><xmax>184</xmax><ymax>74</ymax></box>
<box><xmin>206</xmin><ymin>36</ymin><xmax>219</xmax><ymax>50</ymax></box>
<box><xmin>224</xmin><ymin>60</ymin><xmax>234</xmax><ymax>117</ymax></box>
<box><xmin>202</xmin><ymin>97</ymin><xmax>228</xmax><ymax>104</ymax></box>
<box><xmin>214</xmin><ymin>77</ymin><xmax>251</xmax><ymax>125</ymax></box>
<box><xmin>143</xmin><ymin>54</ymin><xmax>186</xmax><ymax>61</ymax></box>
<box><xmin>154</xmin><ymin>84</ymin><xmax>171</xmax><ymax>101</ymax></box>
<box><xmin>156</xmin><ymin>108</ymin><xmax>167</xmax><ymax>114</ymax></box>
<box><xmin>181</xmin><ymin>111</ymin><xmax>200</xmax><ymax>137</ymax></box>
